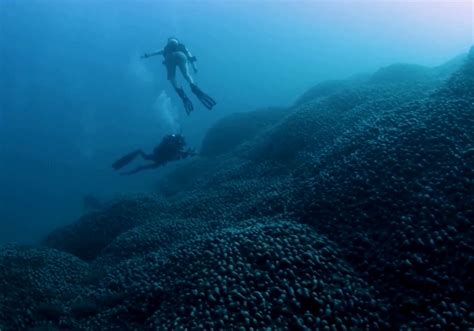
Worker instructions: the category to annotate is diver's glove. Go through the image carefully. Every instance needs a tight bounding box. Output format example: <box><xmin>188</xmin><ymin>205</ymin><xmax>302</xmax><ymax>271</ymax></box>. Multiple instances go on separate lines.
<box><xmin>190</xmin><ymin>83</ymin><xmax>216</xmax><ymax>110</ymax></box>
<box><xmin>141</xmin><ymin>53</ymin><xmax>149</xmax><ymax>59</ymax></box>
<box><xmin>175</xmin><ymin>87</ymin><xmax>194</xmax><ymax>115</ymax></box>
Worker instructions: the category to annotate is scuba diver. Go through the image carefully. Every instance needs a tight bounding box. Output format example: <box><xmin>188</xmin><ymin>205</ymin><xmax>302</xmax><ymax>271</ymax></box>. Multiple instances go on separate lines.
<box><xmin>141</xmin><ymin>37</ymin><xmax>216</xmax><ymax>115</ymax></box>
<box><xmin>112</xmin><ymin>134</ymin><xmax>196</xmax><ymax>175</ymax></box>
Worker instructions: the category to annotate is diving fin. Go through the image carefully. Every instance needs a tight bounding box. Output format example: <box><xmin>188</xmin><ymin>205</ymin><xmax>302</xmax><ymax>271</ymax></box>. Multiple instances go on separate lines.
<box><xmin>190</xmin><ymin>83</ymin><xmax>216</xmax><ymax>110</ymax></box>
<box><xmin>112</xmin><ymin>150</ymin><xmax>141</xmax><ymax>170</ymax></box>
<box><xmin>175</xmin><ymin>87</ymin><xmax>194</xmax><ymax>115</ymax></box>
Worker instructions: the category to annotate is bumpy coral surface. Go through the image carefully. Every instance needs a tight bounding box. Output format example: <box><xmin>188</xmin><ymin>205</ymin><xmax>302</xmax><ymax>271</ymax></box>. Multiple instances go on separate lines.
<box><xmin>1</xmin><ymin>49</ymin><xmax>473</xmax><ymax>330</ymax></box>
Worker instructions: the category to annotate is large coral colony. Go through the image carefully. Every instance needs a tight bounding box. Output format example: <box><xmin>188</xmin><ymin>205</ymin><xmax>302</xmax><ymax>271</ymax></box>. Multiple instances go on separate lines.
<box><xmin>1</xmin><ymin>47</ymin><xmax>473</xmax><ymax>330</ymax></box>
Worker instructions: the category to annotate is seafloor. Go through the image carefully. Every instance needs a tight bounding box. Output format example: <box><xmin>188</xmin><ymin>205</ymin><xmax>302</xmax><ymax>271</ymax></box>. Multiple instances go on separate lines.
<box><xmin>1</xmin><ymin>47</ymin><xmax>473</xmax><ymax>330</ymax></box>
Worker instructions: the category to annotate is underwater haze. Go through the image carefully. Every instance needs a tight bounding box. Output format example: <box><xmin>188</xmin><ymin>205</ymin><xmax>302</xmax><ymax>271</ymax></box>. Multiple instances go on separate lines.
<box><xmin>1</xmin><ymin>0</ymin><xmax>474</xmax><ymax>329</ymax></box>
<box><xmin>1</xmin><ymin>0</ymin><xmax>472</xmax><ymax>244</ymax></box>
<box><xmin>0</xmin><ymin>0</ymin><xmax>473</xmax><ymax>242</ymax></box>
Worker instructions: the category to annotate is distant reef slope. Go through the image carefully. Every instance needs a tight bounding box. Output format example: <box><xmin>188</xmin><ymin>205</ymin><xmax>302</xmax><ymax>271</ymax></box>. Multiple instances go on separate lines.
<box><xmin>1</xmin><ymin>49</ymin><xmax>473</xmax><ymax>330</ymax></box>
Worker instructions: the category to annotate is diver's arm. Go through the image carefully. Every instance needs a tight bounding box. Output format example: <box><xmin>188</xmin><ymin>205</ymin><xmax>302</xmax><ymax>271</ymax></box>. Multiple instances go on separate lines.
<box><xmin>184</xmin><ymin>48</ymin><xmax>197</xmax><ymax>62</ymax></box>
<box><xmin>191</xmin><ymin>61</ymin><xmax>198</xmax><ymax>73</ymax></box>
<box><xmin>184</xmin><ymin>48</ymin><xmax>198</xmax><ymax>72</ymax></box>
<box><xmin>141</xmin><ymin>50</ymin><xmax>164</xmax><ymax>59</ymax></box>
<box><xmin>180</xmin><ymin>148</ymin><xmax>197</xmax><ymax>159</ymax></box>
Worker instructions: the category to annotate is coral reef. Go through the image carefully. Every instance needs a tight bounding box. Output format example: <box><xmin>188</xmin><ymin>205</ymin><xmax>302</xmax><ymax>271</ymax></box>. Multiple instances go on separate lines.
<box><xmin>200</xmin><ymin>107</ymin><xmax>289</xmax><ymax>157</ymax></box>
<box><xmin>1</xmin><ymin>49</ymin><xmax>473</xmax><ymax>330</ymax></box>
<box><xmin>43</xmin><ymin>195</ymin><xmax>172</xmax><ymax>261</ymax></box>
<box><xmin>370</xmin><ymin>63</ymin><xmax>434</xmax><ymax>84</ymax></box>
<box><xmin>0</xmin><ymin>245</ymin><xmax>90</xmax><ymax>330</ymax></box>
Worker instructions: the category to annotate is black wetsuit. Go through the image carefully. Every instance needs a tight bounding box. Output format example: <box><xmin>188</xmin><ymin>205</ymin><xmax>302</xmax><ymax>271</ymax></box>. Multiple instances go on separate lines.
<box><xmin>163</xmin><ymin>42</ymin><xmax>188</xmax><ymax>60</ymax></box>
<box><xmin>112</xmin><ymin>134</ymin><xmax>195</xmax><ymax>175</ymax></box>
<box><xmin>162</xmin><ymin>42</ymin><xmax>190</xmax><ymax>80</ymax></box>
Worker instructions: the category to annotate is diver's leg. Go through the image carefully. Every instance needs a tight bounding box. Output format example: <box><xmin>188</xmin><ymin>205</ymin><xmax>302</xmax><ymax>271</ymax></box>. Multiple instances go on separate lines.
<box><xmin>168</xmin><ymin>52</ymin><xmax>194</xmax><ymax>115</ymax></box>
<box><xmin>112</xmin><ymin>150</ymin><xmax>141</xmax><ymax>170</ymax></box>
<box><xmin>170</xmin><ymin>77</ymin><xmax>179</xmax><ymax>90</ymax></box>
<box><xmin>167</xmin><ymin>62</ymin><xmax>178</xmax><ymax>88</ymax></box>
<box><xmin>120</xmin><ymin>163</ymin><xmax>161</xmax><ymax>176</ymax></box>
<box><xmin>174</xmin><ymin>85</ymin><xmax>193</xmax><ymax>115</ymax></box>
<box><xmin>190</xmin><ymin>83</ymin><xmax>217</xmax><ymax>110</ymax></box>
<box><xmin>175</xmin><ymin>53</ymin><xmax>215</xmax><ymax>110</ymax></box>
<box><xmin>178</xmin><ymin>60</ymin><xmax>194</xmax><ymax>85</ymax></box>
<box><xmin>138</xmin><ymin>150</ymin><xmax>154</xmax><ymax>161</ymax></box>
<box><xmin>170</xmin><ymin>69</ymin><xmax>193</xmax><ymax>114</ymax></box>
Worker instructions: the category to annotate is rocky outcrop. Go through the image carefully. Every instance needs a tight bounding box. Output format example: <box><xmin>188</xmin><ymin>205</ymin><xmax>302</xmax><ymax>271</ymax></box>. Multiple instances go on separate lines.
<box><xmin>43</xmin><ymin>195</ymin><xmax>171</xmax><ymax>261</ymax></box>
<box><xmin>200</xmin><ymin>107</ymin><xmax>288</xmax><ymax>157</ymax></box>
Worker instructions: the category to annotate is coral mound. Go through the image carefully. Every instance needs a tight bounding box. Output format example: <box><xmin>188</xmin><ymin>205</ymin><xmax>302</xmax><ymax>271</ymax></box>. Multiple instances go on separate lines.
<box><xmin>0</xmin><ymin>245</ymin><xmax>90</xmax><ymax>330</ymax></box>
<box><xmin>370</xmin><ymin>63</ymin><xmax>434</xmax><ymax>84</ymax></box>
<box><xmin>43</xmin><ymin>195</ymin><xmax>171</xmax><ymax>261</ymax></box>
<box><xmin>146</xmin><ymin>219</ymin><xmax>387</xmax><ymax>330</ymax></box>
<box><xmin>1</xmin><ymin>48</ymin><xmax>473</xmax><ymax>330</ymax></box>
<box><xmin>200</xmin><ymin>107</ymin><xmax>288</xmax><ymax>157</ymax></box>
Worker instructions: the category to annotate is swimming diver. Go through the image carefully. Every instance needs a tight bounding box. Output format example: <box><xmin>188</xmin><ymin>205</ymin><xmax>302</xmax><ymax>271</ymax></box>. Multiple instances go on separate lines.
<box><xmin>112</xmin><ymin>134</ymin><xmax>196</xmax><ymax>175</ymax></box>
<box><xmin>141</xmin><ymin>37</ymin><xmax>216</xmax><ymax>115</ymax></box>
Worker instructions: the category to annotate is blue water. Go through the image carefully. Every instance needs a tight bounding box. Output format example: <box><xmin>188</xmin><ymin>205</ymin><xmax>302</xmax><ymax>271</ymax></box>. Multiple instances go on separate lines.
<box><xmin>0</xmin><ymin>0</ymin><xmax>472</xmax><ymax>244</ymax></box>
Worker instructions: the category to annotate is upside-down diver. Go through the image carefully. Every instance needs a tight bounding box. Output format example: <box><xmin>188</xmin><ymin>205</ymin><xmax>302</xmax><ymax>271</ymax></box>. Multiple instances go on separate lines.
<box><xmin>141</xmin><ymin>37</ymin><xmax>216</xmax><ymax>115</ymax></box>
